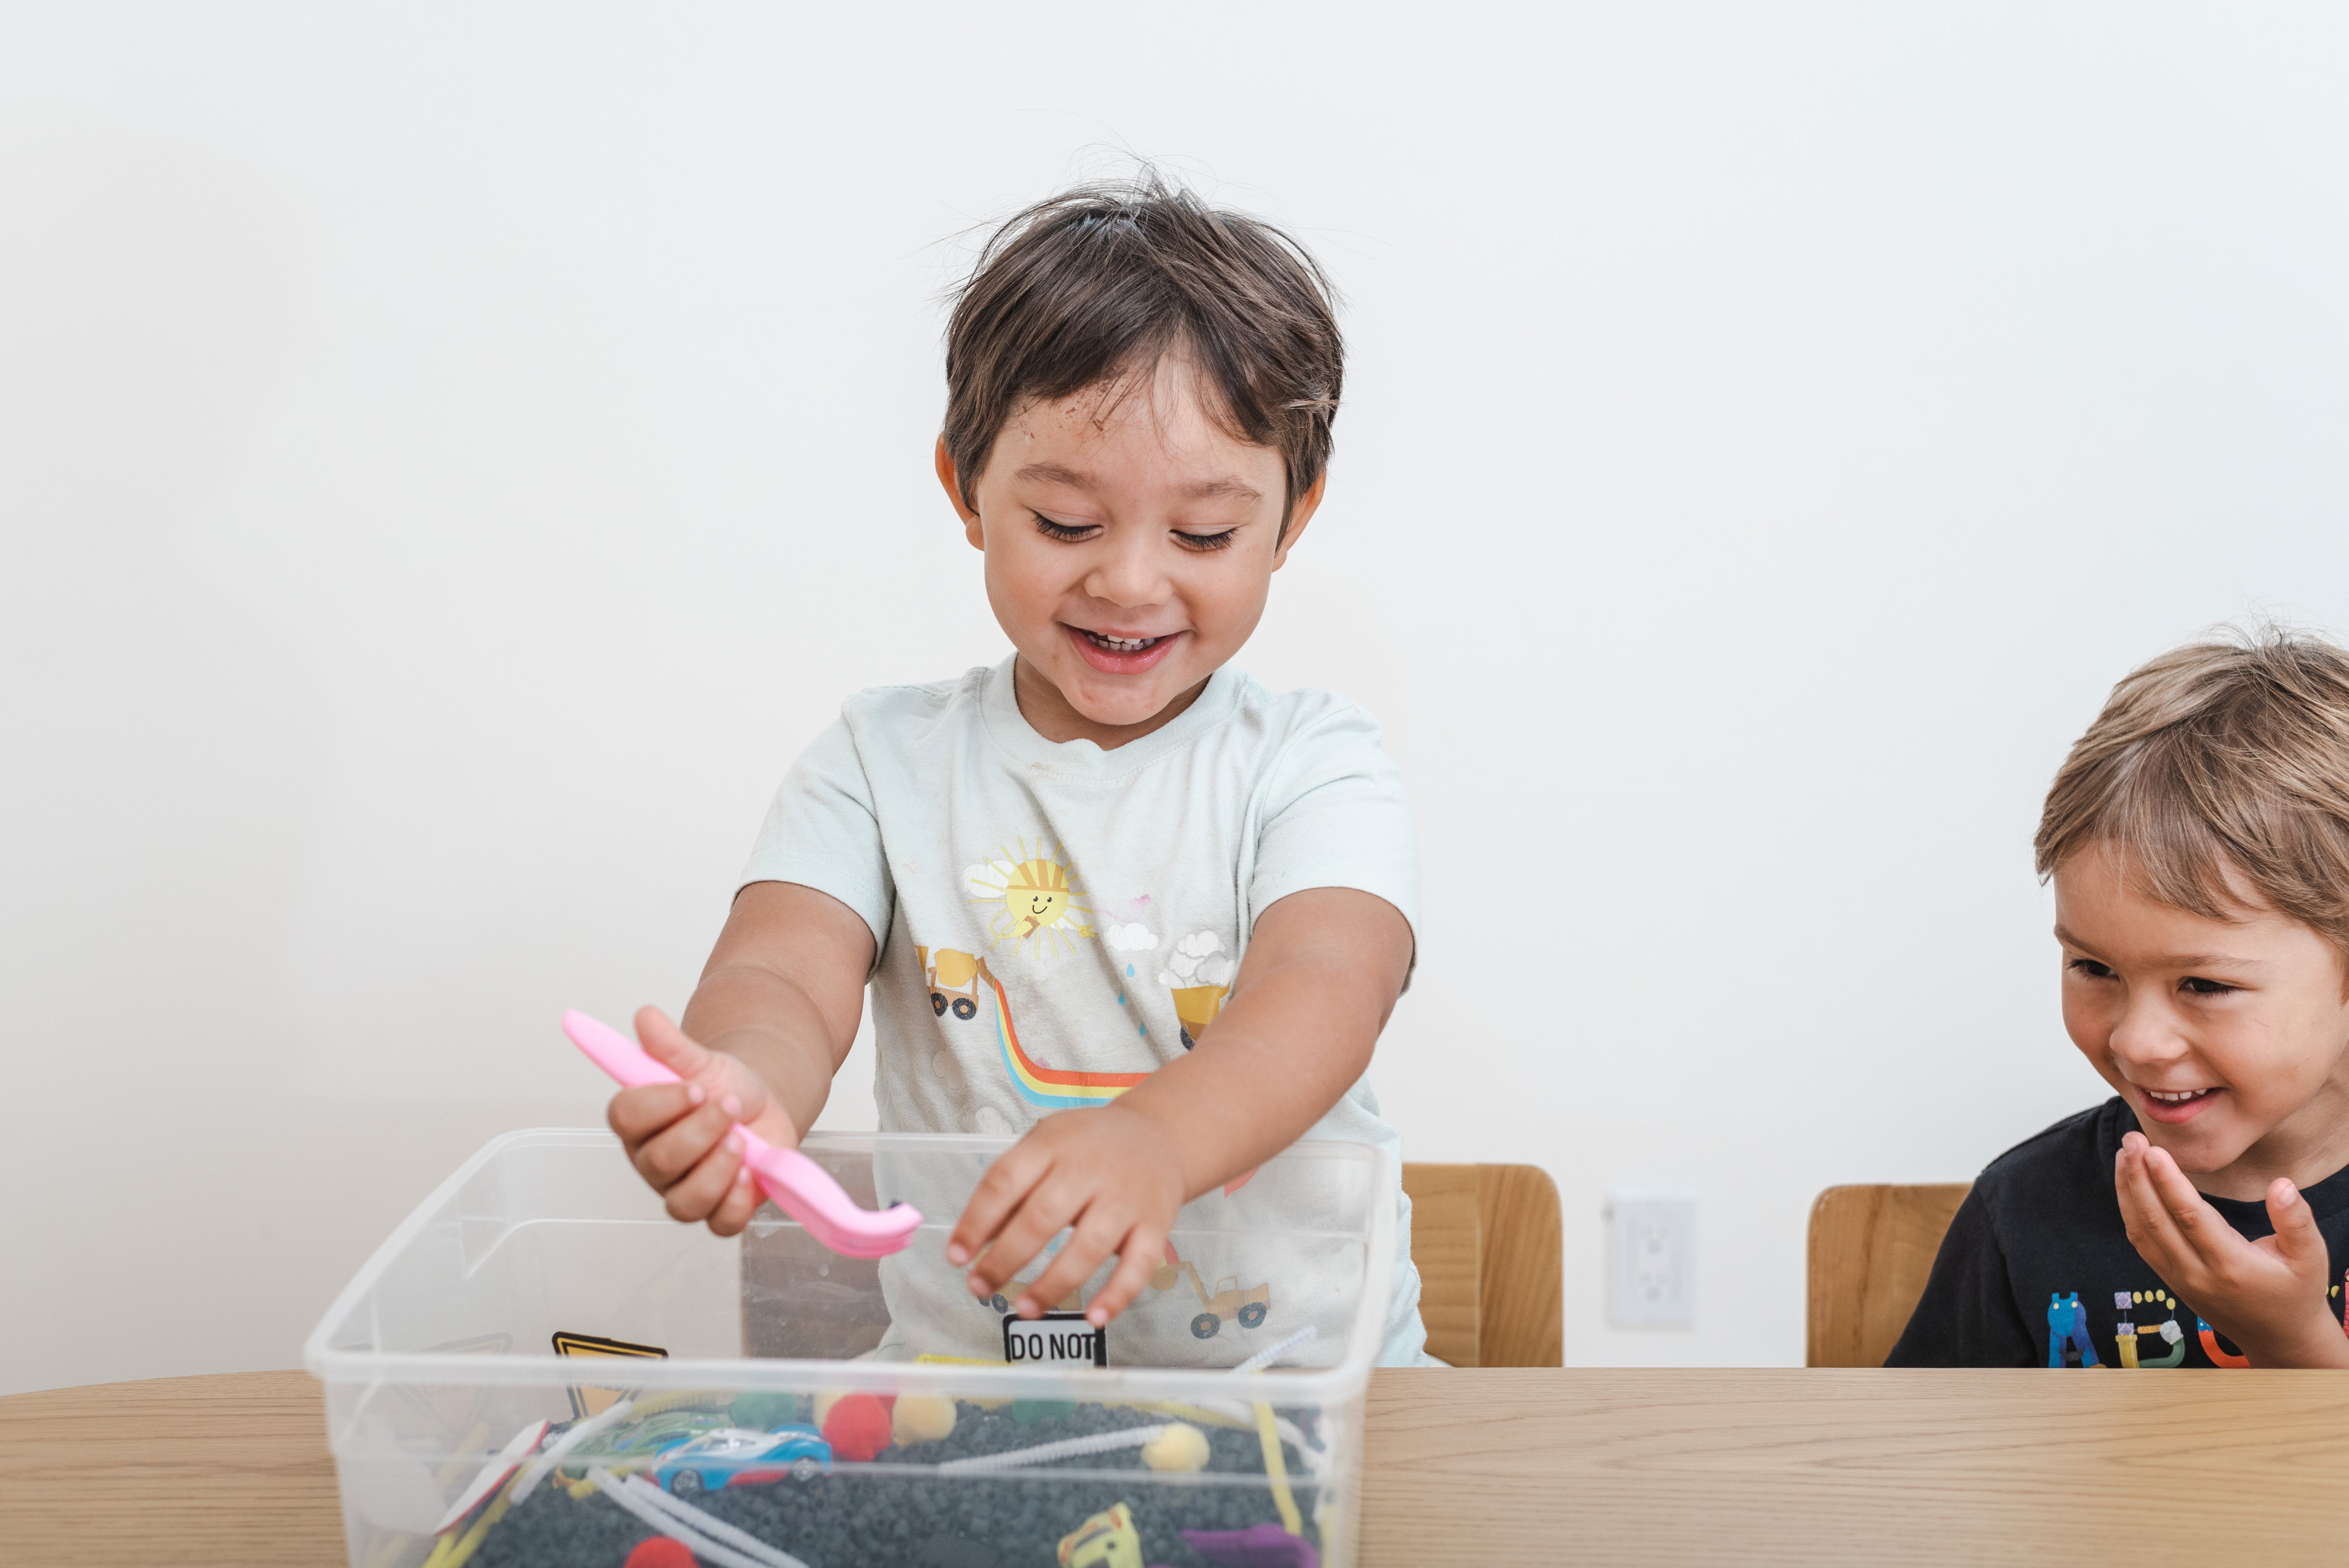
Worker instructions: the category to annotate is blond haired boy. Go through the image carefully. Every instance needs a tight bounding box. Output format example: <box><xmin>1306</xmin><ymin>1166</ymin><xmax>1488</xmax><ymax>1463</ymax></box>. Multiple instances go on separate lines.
<box><xmin>1893</xmin><ymin>628</ymin><xmax>2349</xmax><ymax>1368</ymax></box>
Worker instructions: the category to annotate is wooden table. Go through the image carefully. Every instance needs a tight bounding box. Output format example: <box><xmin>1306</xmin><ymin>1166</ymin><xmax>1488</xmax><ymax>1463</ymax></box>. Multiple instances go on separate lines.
<box><xmin>6</xmin><ymin>1368</ymin><xmax>2347</xmax><ymax>1565</ymax></box>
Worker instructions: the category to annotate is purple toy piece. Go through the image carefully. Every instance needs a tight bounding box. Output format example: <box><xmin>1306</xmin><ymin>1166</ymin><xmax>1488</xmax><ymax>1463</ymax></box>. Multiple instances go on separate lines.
<box><xmin>1180</xmin><ymin>1524</ymin><xmax>1319</xmax><ymax>1568</ymax></box>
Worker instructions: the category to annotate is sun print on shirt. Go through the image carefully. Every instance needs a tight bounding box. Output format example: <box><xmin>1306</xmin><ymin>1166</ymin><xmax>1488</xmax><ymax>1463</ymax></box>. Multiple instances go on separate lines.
<box><xmin>966</xmin><ymin>838</ymin><xmax>1095</xmax><ymax>960</ymax></box>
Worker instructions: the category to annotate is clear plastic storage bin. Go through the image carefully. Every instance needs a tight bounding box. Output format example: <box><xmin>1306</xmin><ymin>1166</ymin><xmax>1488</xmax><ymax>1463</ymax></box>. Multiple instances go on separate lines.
<box><xmin>305</xmin><ymin>1129</ymin><xmax>1395</xmax><ymax>1568</ymax></box>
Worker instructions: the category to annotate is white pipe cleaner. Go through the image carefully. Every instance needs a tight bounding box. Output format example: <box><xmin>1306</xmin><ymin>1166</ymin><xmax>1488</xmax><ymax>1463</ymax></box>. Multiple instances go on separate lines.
<box><xmin>510</xmin><ymin>1398</ymin><xmax>634</xmax><ymax>1504</ymax></box>
<box><xmin>620</xmin><ymin>1473</ymin><xmax>812</xmax><ymax>1568</ymax></box>
<box><xmin>585</xmin><ymin>1468</ymin><xmax>776</xmax><ymax>1568</ymax></box>
<box><xmin>1231</xmin><ymin>1324</ymin><xmax>1317</xmax><ymax>1374</ymax></box>
<box><xmin>935</xmin><ymin>1424</ymin><xmax>1168</xmax><ymax>1474</ymax></box>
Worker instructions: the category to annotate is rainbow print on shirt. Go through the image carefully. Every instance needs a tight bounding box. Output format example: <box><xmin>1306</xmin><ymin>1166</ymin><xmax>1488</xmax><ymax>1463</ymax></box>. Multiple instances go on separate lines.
<box><xmin>978</xmin><ymin>958</ymin><xmax>1152</xmax><ymax>1109</ymax></box>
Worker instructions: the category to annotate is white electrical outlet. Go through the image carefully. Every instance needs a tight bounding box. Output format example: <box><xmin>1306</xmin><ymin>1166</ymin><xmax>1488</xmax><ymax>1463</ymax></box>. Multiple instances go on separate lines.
<box><xmin>1607</xmin><ymin>1187</ymin><xmax>1697</xmax><ymax>1329</ymax></box>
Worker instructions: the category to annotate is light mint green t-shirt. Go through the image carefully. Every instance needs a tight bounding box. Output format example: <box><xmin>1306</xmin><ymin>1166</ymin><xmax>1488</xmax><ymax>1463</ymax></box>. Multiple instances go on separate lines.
<box><xmin>742</xmin><ymin>655</ymin><xmax>1434</xmax><ymax>1367</ymax></box>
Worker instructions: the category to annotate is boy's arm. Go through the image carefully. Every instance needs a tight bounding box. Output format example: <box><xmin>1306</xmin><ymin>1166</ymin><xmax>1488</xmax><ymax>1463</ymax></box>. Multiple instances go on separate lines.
<box><xmin>948</xmin><ymin>886</ymin><xmax>1413</xmax><ymax>1324</ymax></box>
<box><xmin>2114</xmin><ymin>1130</ymin><xmax>2349</xmax><ymax>1368</ymax></box>
<box><xmin>607</xmin><ymin>879</ymin><xmax>875</xmax><ymax>1237</ymax></box>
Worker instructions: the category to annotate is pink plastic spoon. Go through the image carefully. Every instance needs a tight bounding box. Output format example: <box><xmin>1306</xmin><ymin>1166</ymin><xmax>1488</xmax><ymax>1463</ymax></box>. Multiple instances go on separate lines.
<box><xmin>561</xmin><ymin>1009</ymin><xmax>921</xmax><ymax>1258</ymax></box>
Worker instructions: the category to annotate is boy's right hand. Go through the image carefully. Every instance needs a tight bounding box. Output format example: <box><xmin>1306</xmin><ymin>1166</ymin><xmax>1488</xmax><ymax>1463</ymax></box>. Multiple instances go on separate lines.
<box><xmin>607</xmin><ymin>1005</ymin><xmax>799</xmax><ymax>1239</ymax></box>
<box><xmin>2115</xmin><ymin>1129</ymin><xmax>2349</xmax><ymax>1368</ymax></box>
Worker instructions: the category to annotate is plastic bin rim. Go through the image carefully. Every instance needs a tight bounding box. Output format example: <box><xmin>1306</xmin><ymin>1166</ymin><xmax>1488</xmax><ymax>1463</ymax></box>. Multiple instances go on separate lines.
<box><xmin>303</xmin><ymin>1127</ymin><xmax>1396</xmax><ymax>1406</ymax></box>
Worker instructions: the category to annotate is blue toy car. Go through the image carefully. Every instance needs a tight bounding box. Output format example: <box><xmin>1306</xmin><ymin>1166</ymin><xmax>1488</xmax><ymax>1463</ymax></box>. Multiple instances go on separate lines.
<box><xmin>653</xmin><ymin>1424</ymin><xmax>832</xmax><ymax>1495</ymax></box>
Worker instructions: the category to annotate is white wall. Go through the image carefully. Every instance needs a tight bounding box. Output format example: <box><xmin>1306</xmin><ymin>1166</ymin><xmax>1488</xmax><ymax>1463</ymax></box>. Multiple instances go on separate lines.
<box><xmin>7</xmin><ymin>2</ymin><xmax>2349</xmax><ymax>1393</ymax></box>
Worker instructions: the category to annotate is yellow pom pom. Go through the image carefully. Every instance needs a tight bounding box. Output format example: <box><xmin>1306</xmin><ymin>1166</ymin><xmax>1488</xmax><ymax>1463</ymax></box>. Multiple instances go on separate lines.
<box><xmin>812</xmin><ymin>1391</ymin><xmax>845</xmax><ymax>1429</ymax></box>
<box><xmin>1141</xmin><ymin>1421</ymin><xmax>1210</xmax><ymax>1473</ymax></box>
<box><xmin>891</xmin><ymin>1393</ymin><xmax>958</xmax><ymax>1447</ymax></box>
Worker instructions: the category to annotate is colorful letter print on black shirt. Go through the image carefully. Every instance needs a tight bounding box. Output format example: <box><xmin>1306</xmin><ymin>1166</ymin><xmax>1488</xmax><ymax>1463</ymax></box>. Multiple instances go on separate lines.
<box><xmin>1887</xmin><ymin>1098</ymin><xmax>2349</xmax><ymax>1368</ymax></box>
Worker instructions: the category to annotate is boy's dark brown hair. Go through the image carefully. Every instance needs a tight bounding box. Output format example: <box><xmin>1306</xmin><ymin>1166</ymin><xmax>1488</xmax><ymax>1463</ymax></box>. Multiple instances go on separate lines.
<box><xmin>2036</xmin><ymin>625</ymin><xmax>2349</xmax><ymax>960</ymax></box>
<box><xmin>942</xmin><ymin>170</ymin><xmax>1342</xmax><ymax>533</ymax></box>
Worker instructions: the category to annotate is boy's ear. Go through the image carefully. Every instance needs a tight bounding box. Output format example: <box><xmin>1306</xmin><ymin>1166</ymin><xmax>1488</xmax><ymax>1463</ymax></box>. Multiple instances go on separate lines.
<box><xmin>1270</xmin><ymin>470</ymin><xmax>1327</xmax><ymax>571</ymax></box>
<box><xmin>934</xmin><ymin>436</ymin><xmax>985</xmax><ymax>550</ymax></box>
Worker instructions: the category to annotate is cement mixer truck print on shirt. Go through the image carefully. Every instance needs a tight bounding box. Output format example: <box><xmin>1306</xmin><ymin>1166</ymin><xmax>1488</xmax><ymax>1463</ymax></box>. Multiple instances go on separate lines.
<box><xmin>738</xmin><ymin>657</ymin><xmax>1438</xmax><ymax>1366</ymax></box>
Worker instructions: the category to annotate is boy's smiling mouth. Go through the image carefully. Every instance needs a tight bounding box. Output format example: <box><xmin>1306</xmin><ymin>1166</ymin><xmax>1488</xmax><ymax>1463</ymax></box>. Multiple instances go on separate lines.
<box><xmin>2135</xmin><ymin>1084</ymin><xmax>2224</xmax><ymax>1124</ymax></box>
<box><xmin>1063</xmin><ymin>623</ymin><xmax>1183</xmax><ymax>675</ymax></box>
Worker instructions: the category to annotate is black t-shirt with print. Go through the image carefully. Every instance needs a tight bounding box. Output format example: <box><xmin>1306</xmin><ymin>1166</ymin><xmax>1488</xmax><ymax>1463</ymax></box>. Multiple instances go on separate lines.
<box><xmin>1886</xmin><ymin>1097</ymin><xmax>2349</xmax><ymax>1368</ymax></box>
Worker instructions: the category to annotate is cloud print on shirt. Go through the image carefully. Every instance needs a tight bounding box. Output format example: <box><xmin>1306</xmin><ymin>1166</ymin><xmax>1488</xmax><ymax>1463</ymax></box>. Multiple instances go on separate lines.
<box><xmin>1159</xmin><ymin>930</ymin><xmax>1234</xmax><ymax>989</ymax></box>
<box><xmin>1103</xmin><ymin>922</ymin><xmax>1158</xmax><ymax>952</ymax></box>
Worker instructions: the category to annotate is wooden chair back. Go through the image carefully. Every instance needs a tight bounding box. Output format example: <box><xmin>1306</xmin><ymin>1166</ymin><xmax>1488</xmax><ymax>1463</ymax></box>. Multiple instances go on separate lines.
<box><xmin>1401</xmin><ymin>1163</ymin><xmax>1563</xmax><ymax>1367</ymax></box>
<box><xmin>1805</xmin><ymin>1182</ymin><xmax>1971</xmax><ymax>1367</ymax></box>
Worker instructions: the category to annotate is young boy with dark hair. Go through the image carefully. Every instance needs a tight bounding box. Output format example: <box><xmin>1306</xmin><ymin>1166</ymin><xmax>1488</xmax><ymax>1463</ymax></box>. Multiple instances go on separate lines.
<box><xmin>1892</xmin><ymin>628</ymin><xmax>2349</xmax><ymax>1368</ymax></box>
<box><xmin>604</xmin><ymin>175</ymin><xmax>1434</xmax><ymax>1364</ymax></box>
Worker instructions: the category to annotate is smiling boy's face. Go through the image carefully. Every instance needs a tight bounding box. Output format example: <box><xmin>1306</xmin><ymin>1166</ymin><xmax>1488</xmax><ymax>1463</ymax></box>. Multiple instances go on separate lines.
<box><xmin>2054</xmin><ymin>844</ymin><xmax>2349</xmax><ymax>1198</ymax></box>
<box><xmin>937</xmin><ymin>353</ymin><xmax>1321</xmax><ymax>747</ymax></box>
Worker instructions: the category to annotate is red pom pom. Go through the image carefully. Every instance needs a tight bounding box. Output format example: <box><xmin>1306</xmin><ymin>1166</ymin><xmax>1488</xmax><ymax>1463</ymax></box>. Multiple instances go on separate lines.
<box><xmin>625</xmin><ymin>1539</ymin><xmax>697</xmax><ymax>1568</ymax></box>
<box><xmin>821</xmin><ymin>1392</ymin><xmax>893</xmax><ymax>1462</ymax></box>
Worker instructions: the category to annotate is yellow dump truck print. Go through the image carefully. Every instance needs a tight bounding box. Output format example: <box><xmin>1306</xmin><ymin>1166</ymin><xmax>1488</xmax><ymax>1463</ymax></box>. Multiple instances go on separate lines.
<box><xmin>1151</xmin><ymin>1257</ymin><xmax>1271</xmax><ymax>1340</ymax></box>
<box><xmin>919</xmin><ymin>946</ymin><xmax>981</xmax><ymax>1020</ymax></box>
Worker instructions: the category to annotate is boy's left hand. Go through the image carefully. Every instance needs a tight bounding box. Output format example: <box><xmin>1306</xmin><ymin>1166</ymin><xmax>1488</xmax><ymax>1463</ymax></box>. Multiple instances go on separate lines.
<box><xmin>946</xmin><ymin>1102</ymin><xmax>1188</xmax><ymax>1327</ymax></box>
<box><xmin>941</xmin><ymin>889</ymin><xmax>1408</xmax><ymax>1330</ymax></box>
<box><xmin>2115</xmin><ymin>1129</ymin><xmax>2349</xmax><ymax>1367</ymax></box>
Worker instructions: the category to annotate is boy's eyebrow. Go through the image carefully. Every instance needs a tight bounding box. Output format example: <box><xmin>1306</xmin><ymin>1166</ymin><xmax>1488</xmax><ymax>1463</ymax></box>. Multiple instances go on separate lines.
<box><xmin>1178</xmin><ymin>476</ymin><xmax>1264</xmax><ymax>502</ymax></box>
<box><xmin>2051</xmin><ymin>925</ymin><xmax>2267</xmax><ymax>971</ymax></box>
<box><xmin>1015</xmin><ymin>461</ymin><xmax>1096</xmax><ymax>489</ymax></box>
<box><xmin>1013</xmin><ymin>462</ymin><xmax>1263</xmax><ymax>504</ymax></box>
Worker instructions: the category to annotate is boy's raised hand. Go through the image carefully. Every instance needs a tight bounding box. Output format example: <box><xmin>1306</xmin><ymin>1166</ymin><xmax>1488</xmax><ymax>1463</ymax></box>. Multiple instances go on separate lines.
<box><xmin>608</xmin><ymin>1005</ymin><xmax>801</xmax><ymax>1239</ymax></box>
<box><xmin>2114</xmin><ymin>1129</ymin><xmax>2349</xmax><ymax>1367</ymax></box>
